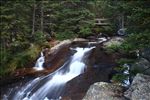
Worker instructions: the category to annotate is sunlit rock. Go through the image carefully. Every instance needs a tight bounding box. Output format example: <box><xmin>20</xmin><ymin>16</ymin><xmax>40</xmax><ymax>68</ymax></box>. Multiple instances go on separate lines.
<box><xmin>103</xmin><ymin>36</ymin><xmax>124</xmax><ymax>48</ymax></box>
<box><xmin>73</xmin><ymin>38</ymin><xmax>88</xmax><ymax>42</ymax></box>
<box><xmin>49</xmin><ymin>39</ymin><xmax>72</xmax><ymax>54</ymax></box>
<box><xmin>83</xmin><ymin>82</ymin><xmax>126</xmax><ymax>100</ymax></box>
<box><xmin>124</xmin><ymin>74</ymin><xmax>150</xmax><ymax>100</ymax></box>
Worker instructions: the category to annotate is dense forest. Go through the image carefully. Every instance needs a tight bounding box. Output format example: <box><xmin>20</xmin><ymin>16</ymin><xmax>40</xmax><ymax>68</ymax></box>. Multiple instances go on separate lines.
<box><xmin>1</xmin><ymin>0</ymin><xmax>150</xmax><ymax>78</ymax></box>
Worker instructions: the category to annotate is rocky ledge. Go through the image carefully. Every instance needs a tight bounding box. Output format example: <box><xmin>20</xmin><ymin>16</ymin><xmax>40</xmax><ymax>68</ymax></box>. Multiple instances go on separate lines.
<box><xmin>83</xmin><ymin>73</ymin><xmax>150</xmax><ymax>100</ymax></box>
<box><xmin>124</xmin><ymin>74</ymin><xmax>150</xmax><ymax>100</ymax></box>
<box><xmin>83</xmin><ymin>82</ymin><xmax>126</xmax><ymax>100</ymax></box>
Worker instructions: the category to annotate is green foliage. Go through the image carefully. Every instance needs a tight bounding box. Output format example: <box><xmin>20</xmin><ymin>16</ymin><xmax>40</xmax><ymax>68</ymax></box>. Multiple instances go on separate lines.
<box><xmin>33</xmin><ymin>31</ymin><xmax>47</xmax><ymax>45</ymax></box>
<box><xmin>1</xmin><ymin>0</ymin><xmax>150</xmax><ymax>78</ymax></box>
<box><xmin>105</xmin><ymin>44</ymin><xmax>121</xmax><ymax>53</ymax></box>
<box><xmin>119</xmin><ymin>43</ymin><xmax>132</xmax><ymax>53</ymax></box>
<box><xmin>55</xmin><ymin>31</ymin><xmax>77</xmax><ymax>40</ymax></box>
<box><xmin>117</xmin><ymin>58</ymin><xmax>135</xmax><ymax>65</ymax></box>
<box><xmin>105</xmin><ymin>32</ymin><xmax>150</xmax><ymax>54</ymax></box>
<box><xmin>93</xmin><ymin>1</ymin><xmax>150</xmax><ymax>33</ymax></box>
<box><xmin>9</xmin><ymin>41</ymin><xmax>30</xmax><ymax>53</ymax></box>
<box><xmin>79</xmin><ymin>26</ymin><xmax>93</xmax><ymax>37</ymax></box>
<box><xmin>0</xmin><ymin>1</ymin><xmax>32</xmax><ymax>45</ymax></box>
<box><xmin>112</xmin><ymin>73</ymin><xmax>128</xmax><ymax>83</ymax></box>
<box><xmin>120</xmin><ymin>32</ymin><xmax>150</xmax><ymax>52</ymax></box>
<box><xmin>93</xmin><ymin>27</ymin><xmax>104</xmax><ymax>34</ymax></box>
<box><xmin>112</xmin><ymin>58</ymin><xmax>135</xmax><ymax>83</ymax></box>
<box><xmin>42</xmin><ymin>42</ymin><xmax>51</xmax><ymax>48</ymax></box>
<box><xmin>0</xmin><ymin>0</ymin><xmax>95</xmax><ymax>77</ymax></box>
<box><xmin>102</xmin><ymin>26</ymin><xmax>114</xmax><ymax>34</ymax></box>
<box><xmin>52</xmin><ymin>1</ymin><xmax>95</xmax><ymax>38</ymax></box>
<box><xmin>112</xmin><ymin>64</ymin><xmax>129</xmax><ymax>83</ymax></box>
<box><xmin>0</xmin><ymin>44</ymin><xmax>40</xmax><ymax>77</ymax></box>
<box><xmin>113</xmin><ymin>58</ymin><xmax>134</xmax><ymax>74</ymax></box>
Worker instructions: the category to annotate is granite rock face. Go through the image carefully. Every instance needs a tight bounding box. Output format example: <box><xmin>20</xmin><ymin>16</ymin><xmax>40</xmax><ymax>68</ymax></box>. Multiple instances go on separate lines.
<box><xmin>124</xmin><ymin>74</ymin><xmax>150</xmax><ymax>100</ymax></box>
<box><xmin>83</xmin><ymin>82</ymin><xmax>127</xmax><ymax>100</ymax></box>
<box><xmin>140</xmin><ymin>48</ymin><xmax>150</xmax><ymax>61</ymax></box>
<box><xmin>49</xmin><ymin>39</ymin><xmax>72</xmax><ymax>54</ymax></box>
<box><xmin>131</xmin><ymin>58</ymin><xmax>150</xmax><ymax>75</ymax></box>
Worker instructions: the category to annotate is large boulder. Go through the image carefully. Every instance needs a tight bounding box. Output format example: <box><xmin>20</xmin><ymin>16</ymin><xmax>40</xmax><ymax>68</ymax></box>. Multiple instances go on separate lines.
<box><xmin>131</xmin><ymin>58</ymin><xmax>150</xmax><ymax>75</ymax></box>
<box><xmin>83</xmin><ymin>82</ymin><xmax>127</xmax><ymax>100</ymax></box>
<box><xmin>124</xmin><ymin>74</ymin><xmax>150</xmax><ymax>100</ymax></box>
<box><xmin>44</xmin><ymin>39</ymin><xmax>72</xmax><ymax>69</ymax></box>
<box><xmin>140</xmin><ymin>48</ymin><xmax>150</xmax><ymax>61</ymax></box>
<box><xmin>49</xmin><ymin>39</ymin><xmax>72</xmax><ymax>54</ymax></box>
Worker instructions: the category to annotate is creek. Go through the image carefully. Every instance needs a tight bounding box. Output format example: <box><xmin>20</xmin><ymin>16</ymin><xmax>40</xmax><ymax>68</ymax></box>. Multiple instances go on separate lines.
<box><xmin>2</xmin><ymin>38</ymin><xmax>121</xmax><ymax>100</ymax></box>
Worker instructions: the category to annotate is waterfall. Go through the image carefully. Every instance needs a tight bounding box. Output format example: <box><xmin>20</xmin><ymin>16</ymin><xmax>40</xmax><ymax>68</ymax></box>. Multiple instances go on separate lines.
<box><xmin>4</xmin><ymin>47</ymin><xmax>95</xmax><ymax>100</ymax></box>
<box><xmin>34</xmin><ymin>52</ymin><xmax>45</xmax><ymax>71</ymax></box>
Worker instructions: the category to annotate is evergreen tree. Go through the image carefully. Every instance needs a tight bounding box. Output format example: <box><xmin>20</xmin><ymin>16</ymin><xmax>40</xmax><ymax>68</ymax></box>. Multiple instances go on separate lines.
<box><xmin>43</xmin><ymin>1</ymin><xmax>95</xmax><ymax>39</ymax></box>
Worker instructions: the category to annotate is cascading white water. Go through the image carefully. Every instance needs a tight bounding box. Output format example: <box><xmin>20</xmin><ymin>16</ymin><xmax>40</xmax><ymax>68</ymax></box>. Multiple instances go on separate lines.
<box><xmin>123</xmin><ymin>64</ymin><xmax>130</xmax><ymax>86</ymax></box>
<box><xmin>5</xmin><ymin>47</ymin><xmax>95</xmax><ymax>100</ymax></box>
<box><xmin>34</xmin><ymin>52</ymin><xmax>45</xmax><ymax>70</ymax></box>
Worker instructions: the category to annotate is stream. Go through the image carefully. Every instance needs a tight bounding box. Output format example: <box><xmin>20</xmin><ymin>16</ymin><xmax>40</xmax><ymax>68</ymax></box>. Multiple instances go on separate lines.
<box><xmin>3</xmin><ymin>47</ymin><xmax>95</xmax><ymax>100</ymax></box>
<box><xmin>2</xmin><ymin>38</ymin><xmax>121</xmax><ymax>100</ymax></box>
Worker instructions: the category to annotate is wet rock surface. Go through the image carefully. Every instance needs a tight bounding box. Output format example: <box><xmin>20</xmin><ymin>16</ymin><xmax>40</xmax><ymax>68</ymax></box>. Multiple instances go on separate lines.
<box><xmin>63</xmin><ymin>64</ymin><xmax>114</xmax><ymax>100</ymax></box>
<box><xmin>61</xmin><ymin>45</ymin><xmax>121</xmax><ymax>100</ymax></box>
<box><xmin>89</xmin><ymin>45</ymin><xmax>121</xmax><ymax>66</ymax></box>
<box><xmin>0</xmin><ymin>38</ymin><xmax>123</xmax><ymax>100</ymax></box>
<box><xmin>83</xmin><ymin>82</ymin><xmax>126</xmax><ymax>100</ymax></box>
<box><xmin>124</xmin><ymin>74</ymin><xmax>150</xmax><ymax>100</ymax></box>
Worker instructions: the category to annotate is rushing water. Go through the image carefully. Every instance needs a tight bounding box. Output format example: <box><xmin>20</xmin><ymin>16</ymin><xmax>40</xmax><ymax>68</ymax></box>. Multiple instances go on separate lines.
<box><xmin>3</xmin><ymin>47</ymin><xmax>95</xmax><ymax>100</ymax></box>
<box><xmin>34</xmin><ymin>52</ymin><xmax>45</xmax><ymax>71</ymax></box>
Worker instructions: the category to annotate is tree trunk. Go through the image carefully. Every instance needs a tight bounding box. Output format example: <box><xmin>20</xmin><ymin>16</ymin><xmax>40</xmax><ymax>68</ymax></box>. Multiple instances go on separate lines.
<box><xmin>121</xmin><ymin>13</ymin><xmax>124</xmax><ymax>29</ymax></box>
<box><xmin>32</xmin><ymin>2</ymin><xmax>36</xmax><ymax>35</ymax></box>
<box><xmin>41</xmin><ymin>1</ymin><xmax>44</xmax><ymax>33</ymax></box>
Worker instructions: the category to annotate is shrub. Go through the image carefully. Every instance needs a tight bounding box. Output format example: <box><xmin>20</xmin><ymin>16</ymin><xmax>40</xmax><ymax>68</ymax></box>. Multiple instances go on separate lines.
<box><xmin>117</xmin><ymin>58</ymin><xmax>135</xmax><ymax>65</ymax></box>
<box><xmin>105</xmin><ymin>44</ymin><xmax>121</xmax><ymax>53</ymax></box>
<box><xmin>112</xmin><ymin>73</ymin><xmax>128</xmax><ymax>83</ymax></box>
<box><xmin>105</xmin><ymin>32</ymin><xmax>150</xmax><ymax>54</ymax></box>
<box><xmin>0</xmin><ymin>44</ymin><xmax>41</xmax><ymax>77</ymax></box>
<box><xmin>120</xmin><ymin>32</ymin><xmax>150</xmax><ymax>53</ymax></box>
<box><xmin>112</xmin><ymin>58</ymin><xmax>135</xmax><ymax>83</ymax></box>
